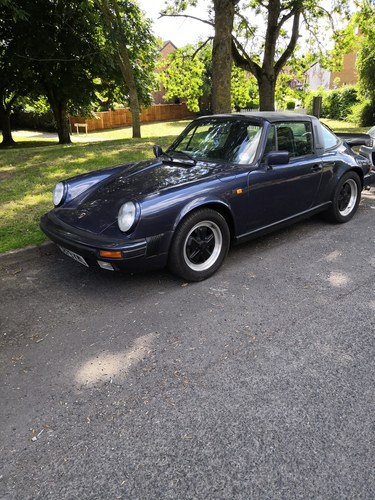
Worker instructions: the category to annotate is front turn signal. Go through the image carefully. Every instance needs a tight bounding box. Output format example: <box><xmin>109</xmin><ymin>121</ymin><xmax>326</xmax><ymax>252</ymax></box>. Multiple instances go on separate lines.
<box><xmin>99</xmin><ymin>250</ymin><xmax>123</xmax><ymax>259</ymax></box>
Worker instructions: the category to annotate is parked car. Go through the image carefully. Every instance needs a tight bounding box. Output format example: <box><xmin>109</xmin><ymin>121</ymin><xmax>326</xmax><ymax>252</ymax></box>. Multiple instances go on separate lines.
<box><xmin>358</xmin><ymin>125</ymin><xmax>375</xmax><ymax>167</ymax></box>
<box><xmin>40</xmin><ymin>112</ymin><xmax>375</xmax><ymax>281</ymax></box>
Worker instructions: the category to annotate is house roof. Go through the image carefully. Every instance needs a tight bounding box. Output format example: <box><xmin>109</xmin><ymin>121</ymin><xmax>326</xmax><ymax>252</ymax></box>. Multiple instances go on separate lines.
<box><xmin>161</xmin><ymin>40</ymin><xmax>178</xmax><ymax>52</ymax></box>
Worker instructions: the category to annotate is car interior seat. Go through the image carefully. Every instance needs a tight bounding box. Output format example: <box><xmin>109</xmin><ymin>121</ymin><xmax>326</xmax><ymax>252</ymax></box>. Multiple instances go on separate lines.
<box><xmin>277</xmin><ymin>126</ymin><xmax>295</xmax><ymax>155</ymax></box>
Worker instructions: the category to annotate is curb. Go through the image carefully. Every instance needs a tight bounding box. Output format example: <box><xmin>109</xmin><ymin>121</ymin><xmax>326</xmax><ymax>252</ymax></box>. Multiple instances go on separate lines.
<box><xmin>0</xmin><ymin>241</ymin><xmax>57</xmax><ymax>267</ymax></box>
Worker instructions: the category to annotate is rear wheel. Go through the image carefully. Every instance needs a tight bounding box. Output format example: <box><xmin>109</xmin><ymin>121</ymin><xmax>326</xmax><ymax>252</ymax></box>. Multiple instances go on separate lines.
<box><xmin>168</xmin><ymin>208</ymin><xmax>230</xmax><ymax>281</ymax></box>
<box><xmin>326</xmin><ymin>172</ymin><xmax>361</xmax><ymax>223</ymax></box>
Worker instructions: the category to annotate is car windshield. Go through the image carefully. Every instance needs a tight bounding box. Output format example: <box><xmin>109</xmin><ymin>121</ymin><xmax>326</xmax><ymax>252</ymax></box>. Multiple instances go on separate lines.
<box><xmin>169</xmin><ymin>118</ymin><xmax>263</xmax><ymax>164</ymax></box>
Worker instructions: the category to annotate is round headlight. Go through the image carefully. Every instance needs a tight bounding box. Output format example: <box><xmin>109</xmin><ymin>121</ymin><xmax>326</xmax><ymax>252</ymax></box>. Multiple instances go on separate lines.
<box><xmin>53</xmin><ymin>182</ymin><xmax>66</xmax><ymax>206</ymax></box>
<box><xmin>118</xmin><ymin>201</ymin><xmax>137</xmax><ymax>232</ymax></box>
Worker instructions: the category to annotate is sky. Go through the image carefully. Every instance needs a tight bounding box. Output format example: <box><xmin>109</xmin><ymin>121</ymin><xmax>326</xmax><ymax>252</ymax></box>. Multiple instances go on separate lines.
<box><xmin>137</xmin><ymin>0</ymin><xmax>353</xmax><ymax>53</ymax></box>
<box><xmin>137</xmin><ymin>0</ymin><xmax>214</xmax><ymax>47</ymax></box>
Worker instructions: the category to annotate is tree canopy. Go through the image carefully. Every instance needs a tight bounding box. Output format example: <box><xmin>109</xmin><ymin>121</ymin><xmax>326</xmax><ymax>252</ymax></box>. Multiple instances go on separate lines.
<box><xmin>164</xmin><ymin>0</ymin><xmax>351</xmax><ymax>112</ymax></box>
<box><xmin>0</xmin><ymin>0</ymin><xmax>157</xmax><ymax>145</ymax></box>
<box><xmin>94</xmin><ymin>0</ymin><xmax>158</xmax><ymax>138</ymax></box>
<box><xmin>356</xmin><ymin>1</ymin><xmax>375</xmax><ymax>99</ymax></box>
<box><xmin>158</xmin><ymin>41</ymin><xmax>259</xmax><ymax>112</ymax></box>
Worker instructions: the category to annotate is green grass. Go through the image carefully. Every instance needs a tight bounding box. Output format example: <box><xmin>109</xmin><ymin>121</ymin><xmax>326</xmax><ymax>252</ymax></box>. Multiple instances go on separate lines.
<box><xmin>321</xmin><ymin>118</ymin><xmax>369</xmax><ymax>134</ymax></box>
<box><xmin>0</xmin><ymin>120</ymin><xmax>189</xmax><ymax>253</ymax></box>
<box><xmin>0</xmin><ymin>118</ymin><xmax>367</xmax><ymax>254</ymax></box>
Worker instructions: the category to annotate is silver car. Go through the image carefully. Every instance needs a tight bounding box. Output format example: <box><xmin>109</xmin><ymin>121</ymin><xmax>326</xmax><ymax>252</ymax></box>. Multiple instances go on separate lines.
<box><xmin>359</xmin><ymin>126</ymin><xmax>375</xmax><ymax>166</ymax></box>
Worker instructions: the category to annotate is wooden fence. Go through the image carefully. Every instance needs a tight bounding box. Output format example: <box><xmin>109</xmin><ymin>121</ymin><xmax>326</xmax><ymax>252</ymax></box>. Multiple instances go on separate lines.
<box><xmin>70</xmin><ymin>103</ymin><xmax>196</xmax><ymax>132</ymax></box>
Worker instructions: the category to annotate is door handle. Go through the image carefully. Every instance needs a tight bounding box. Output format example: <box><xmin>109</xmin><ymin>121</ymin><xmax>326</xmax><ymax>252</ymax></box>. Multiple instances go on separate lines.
<box><xmin>311</xmin><ymin>163</ymin><xmax>323</xmax><ymax>171</ymax></box>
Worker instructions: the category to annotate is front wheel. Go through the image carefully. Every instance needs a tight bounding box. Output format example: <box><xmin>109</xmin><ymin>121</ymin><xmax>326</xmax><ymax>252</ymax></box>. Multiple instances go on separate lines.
<box><xmin>168</xmin><ymin>209</ymin><xmax>230</xmax><ymax>281</ymax></box>
<box><xmin>326</xmin><ymin>172</ymin><xmax>361</xmax><ymax>223</ymax></box>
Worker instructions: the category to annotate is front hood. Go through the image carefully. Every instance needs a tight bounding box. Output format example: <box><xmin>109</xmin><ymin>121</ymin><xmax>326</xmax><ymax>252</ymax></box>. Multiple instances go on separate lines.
<box><xmin>55</xmin><ymin>158</ymin><xmax>223</xmax><ymax>232</ymax></box>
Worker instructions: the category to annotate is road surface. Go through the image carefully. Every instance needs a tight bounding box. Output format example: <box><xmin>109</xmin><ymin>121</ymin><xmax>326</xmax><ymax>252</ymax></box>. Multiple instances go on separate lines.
<box><xmin>1</xmin><ymin>192</ymin><xmax>374</xmax><ymax>499</ymax></box>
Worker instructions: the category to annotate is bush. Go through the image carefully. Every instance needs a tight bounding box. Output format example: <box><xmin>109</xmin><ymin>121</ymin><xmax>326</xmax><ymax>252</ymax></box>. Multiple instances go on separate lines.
<box><xmin>286</xmin><ymin>100</ymin><xmax>296</xmax><ymax>110</ymax></box>
<box><xmin>303</xmin><ymin>86</ymin><xmax>360</xmax><ymax>120</ymax></box>
<box><xmin>347</xmin><ymin>98</ymin><xmax>375</xmax><ymax>127</ymax></box>
<box><xmin>325</xmin><ymin>86</ymin><xmax>359</xmax><ymax>120</ymax></box>
<box><xmin>11</xmin><ymin>108</ymin><xmax>57</xmax><ymax>132</ymax></box>
<box><xmin>303</xmin><ymin>89</ymin><xmax>329</xmax><ymax>117</ymax></box>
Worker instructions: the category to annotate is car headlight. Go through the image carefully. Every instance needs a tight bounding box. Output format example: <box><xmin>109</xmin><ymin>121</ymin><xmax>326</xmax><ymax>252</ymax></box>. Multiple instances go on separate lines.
<box><xmin>53</xmin><ymin>182</ymin><xmax>66</xmax><ymax>206</ymax></box>
<box><xmin>118</xmin><ymin>201</ymin><xmax>137</xmax><ymax>232</ymax></box>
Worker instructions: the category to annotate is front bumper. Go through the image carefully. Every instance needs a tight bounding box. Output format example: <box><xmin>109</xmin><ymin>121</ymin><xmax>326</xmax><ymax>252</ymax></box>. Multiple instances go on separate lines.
<box><xmin>364</xmin><ymin>170</ymin><xmax>375</xmax><ymax>188</ymax></box>
<box><xmin>40</xmin><ymin>213</ymin><xmax>172</xmax><ymax>272</ymax></box>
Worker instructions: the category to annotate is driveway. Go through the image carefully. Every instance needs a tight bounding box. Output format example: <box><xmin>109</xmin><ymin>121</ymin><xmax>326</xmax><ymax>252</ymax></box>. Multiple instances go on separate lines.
<box><xmin>1</xmin><ymin>192</ymin><xmax>374</xmax><ymax>499</ymax></box>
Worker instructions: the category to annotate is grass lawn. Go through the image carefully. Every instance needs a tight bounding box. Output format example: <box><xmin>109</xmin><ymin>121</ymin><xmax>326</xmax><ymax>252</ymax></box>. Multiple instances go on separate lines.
<box><xmin>0</xmin><ymin>118</ymin><xmax>368</xmax><ymax>254</ymax></box>
<box><xmin>0</xmin><ymin>120</ymin><xmax>189</xmax><ymax>253</ymax></box>
<box><xmin>321</xmin><ymin>118</ymin><xmax>369</xmax><ymax>134</ymax></box>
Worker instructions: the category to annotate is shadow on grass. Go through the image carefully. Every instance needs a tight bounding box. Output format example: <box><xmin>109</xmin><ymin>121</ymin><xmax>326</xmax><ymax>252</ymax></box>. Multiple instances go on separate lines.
<box><xmin>0</xmin><ymin>141</ymin><xmax>58</xmax><ymax>150</ymax></box>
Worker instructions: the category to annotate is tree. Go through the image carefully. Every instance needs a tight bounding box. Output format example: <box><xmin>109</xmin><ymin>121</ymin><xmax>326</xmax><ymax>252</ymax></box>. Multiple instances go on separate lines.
<box><xmin>231</xmin><ymin>65</ymin><xmax>258</xmax><ymax>110</ymax></box>
<box><xmin>0</xmin><ymin>64</ymin><xmax>24</xmax><ymax>146</ymax></box>
<box><xmin>163</xmin><ymin>0</ymin><xmax>237</xmax><ymax>113</ymax></box>
<box><xmin>157</xmin><ymin>44</ymin><xmax>207</xmax><ymax>112</ymax></box>
<box><xmin>158</xmin><ymin>40</ymin><xmax>258</xmax><ymax>112</ymax></box>
<box><xmin>94</xmin><ymin>0</ymin><xmax>158</xmax><ymax>138</ymax></box>
<box><xmin>164</xmin><ymin>0</ymin><xmax>350</xmax><ymax>112</ymax></box>
<box><xmin>355</xmin><ymin>1</ymin><xmax>375</xmax><ymax>98</ymax></box>
<box><xmin>0</xmin><ymin>3</ymin><xmax>35</xmax><ymax>145</ymax></box>
<box><xmin>1</xmin><ymin>0</ymin><xmax>157</xmax><ymax>144</ymax></box>
<box><xmin>211</xmin><ymin>0</ymin><xmax>239</xmax><ymax>113</ymax></box>
<box><xmin>0</xmin><ymin>13</ymin><xmax>20</xmax><ymax>145</ymax></box>
<box><xmin>1</xmin><ymin>0</ymin><xmax>113</xmax><ymax>144</ymax></box>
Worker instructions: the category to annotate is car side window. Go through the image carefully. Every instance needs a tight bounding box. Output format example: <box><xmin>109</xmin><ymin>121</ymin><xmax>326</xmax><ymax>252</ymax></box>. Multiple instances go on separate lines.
<box><xmin>275</xmin><ymin>122</ymin><xmax>314</xmax><ymax>158</ymax></box>
<box><xmin>321</xmin><ymin>124</ymin><xmax>339</xmax><ymax>150</ymax></box>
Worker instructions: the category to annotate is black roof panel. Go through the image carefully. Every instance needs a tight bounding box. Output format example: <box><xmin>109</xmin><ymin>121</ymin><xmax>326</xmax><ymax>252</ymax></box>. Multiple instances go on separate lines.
<box><xmin>196</xmin><ymin>112</ymin><xmax>315</xmax><ymax>124</ymax></box>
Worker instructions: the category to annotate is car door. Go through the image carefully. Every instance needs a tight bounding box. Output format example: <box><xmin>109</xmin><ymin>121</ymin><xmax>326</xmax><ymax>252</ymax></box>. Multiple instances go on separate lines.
<box><xmin>245</xmin><ymin>121</ymin><xmax>323</xmax><ymax>231</ymax></box>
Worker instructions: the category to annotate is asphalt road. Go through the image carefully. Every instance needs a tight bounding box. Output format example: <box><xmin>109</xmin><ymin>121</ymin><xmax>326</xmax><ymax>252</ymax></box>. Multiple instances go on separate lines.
<box><xmin>1</xmin><ymin>192</ymin><xmax>374</xmax><ymax>500</ymax></box>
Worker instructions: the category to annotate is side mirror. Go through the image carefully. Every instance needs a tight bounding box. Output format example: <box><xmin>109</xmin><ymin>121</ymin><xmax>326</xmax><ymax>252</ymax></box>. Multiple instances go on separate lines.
<box><xmin>153</xmin><ymin>145</ymin><xmax>163</xmax><ymax>158</ymax></box>
<box><xmin>266</xmin><ymin>151</ymin><xmax>289</xmax><ymax>167</ymax></box>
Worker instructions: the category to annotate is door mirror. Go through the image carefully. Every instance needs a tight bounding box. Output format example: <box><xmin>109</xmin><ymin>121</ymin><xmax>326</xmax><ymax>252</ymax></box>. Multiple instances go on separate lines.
<box><xmin>266</xmin><ymin>151</ymin><xmax>290</xmax><ymax>167</ymax></box>
<box><xmin>153</xmin><ymin>145</ymin><xmax>163</xmax><ymax>158</ymax></box>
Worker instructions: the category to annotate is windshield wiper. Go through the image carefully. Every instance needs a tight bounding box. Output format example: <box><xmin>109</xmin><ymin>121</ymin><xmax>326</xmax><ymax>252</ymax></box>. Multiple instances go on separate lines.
<box><xmin>168</xmin><ymin>150</ymin><xmax>197</xmax><ymax>165</ymax></box>
<box><xmin>161</xmin><ymin>151</ymin><xmax>173</xmax><ymax>162</ymax></box>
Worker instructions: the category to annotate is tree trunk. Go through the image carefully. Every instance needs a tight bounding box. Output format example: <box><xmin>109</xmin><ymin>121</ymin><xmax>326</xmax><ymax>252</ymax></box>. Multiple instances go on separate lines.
<box><xmin>95</xmin><ymin>0</ymin><xmax>142</xmax><ymax>138</ymax></box>
<box><xmin>117</xmin><ymin>47</ymin><xmax>141</xmax><ymax>138</ymax></box>
<box><xmin>258</xmin><ymin>73</ymin><xmax>276</xmax><ymax>111</ymax></box>
<box><xmin>212</xmin><ymin>0</ymin><xmax>236</xmax><ymax>114</ymax></box>
<box><xmin>50</xmin><ymin>101</ymin><xmax>71</xmax><ymax>144</ymax></box>
<box><xmin>0</xmin><ymin>107</ymin><xmax>15</xmax><ymax>146</ymax></box>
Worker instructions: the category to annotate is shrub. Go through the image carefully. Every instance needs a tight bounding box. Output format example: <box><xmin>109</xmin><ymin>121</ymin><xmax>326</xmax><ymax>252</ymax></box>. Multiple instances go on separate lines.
<box><xmin>303</xmin><ymin>86</ymin><xmax>361</xmax><ymax>120</ymax></box>
<box><xmin>347</xmin><ymin>98</ymin><xmax>375</xmax><ymax>127</ymax></box>
<box><xmin>286</xmin><ymin>100</ymin><xmax>296</xmax><ymax>110</ymax></box>
<box><xmin>11</xmin><ymin>108</ymin><xmax>57</xmax><ymax>132</ymax></box>
<box><xmin>325</xmin><ymin>86</ymin><xmax>359</xmax><ymax>120</ymax></box>
<box><xmin>303</xmin><ymin>89</ymin><xmax>329</xmax><ymax>117</ymax></box>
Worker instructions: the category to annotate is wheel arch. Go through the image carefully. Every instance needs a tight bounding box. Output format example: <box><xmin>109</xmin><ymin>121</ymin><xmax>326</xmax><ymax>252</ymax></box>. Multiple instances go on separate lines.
<box><xmin>173</xmin><ymin>200</ymin><xmax>236</xmax><ymax>241</ymax></box>
<box><xmin>347</xmin><ymin>167</ymin><xmax>364</xmax><ymax>188</ymax></box>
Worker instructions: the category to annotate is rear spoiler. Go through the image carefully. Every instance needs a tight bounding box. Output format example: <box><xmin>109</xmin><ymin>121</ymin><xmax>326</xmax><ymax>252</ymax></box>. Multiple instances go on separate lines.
<box><xmin>336</xmin><ymin>133</ymin><xmax>372</xmax><ymax>147</ymax></box>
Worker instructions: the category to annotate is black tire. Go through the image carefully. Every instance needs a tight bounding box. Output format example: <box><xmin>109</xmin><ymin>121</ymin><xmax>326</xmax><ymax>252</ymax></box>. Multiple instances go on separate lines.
<box><xmin>168</xmin><ymin>208</ymin><xmax>230</xmax><ymax>281</ymax></box>
<box><xmin>326</xmin><ymin>171</ymin><xmax>361</xmax><ymax>223</ymax></box>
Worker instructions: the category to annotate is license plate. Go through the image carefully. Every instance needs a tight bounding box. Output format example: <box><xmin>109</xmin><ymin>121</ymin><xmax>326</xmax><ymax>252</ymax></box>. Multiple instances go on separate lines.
<box><xmin>58</xmin><ymin>245</ymin><xmax>89</xmax><ymax>267</ymax></box>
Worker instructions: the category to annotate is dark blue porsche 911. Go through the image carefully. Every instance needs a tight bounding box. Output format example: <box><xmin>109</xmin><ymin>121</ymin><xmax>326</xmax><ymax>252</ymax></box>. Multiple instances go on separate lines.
<box><xmin>40</xmin><ymin>112</ymin><xmax>375</xmax><ymax>281</ymax></box>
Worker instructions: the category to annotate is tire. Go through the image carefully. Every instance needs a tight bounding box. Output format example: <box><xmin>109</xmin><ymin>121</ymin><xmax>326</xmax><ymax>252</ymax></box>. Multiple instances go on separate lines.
<box><xmin>326</xmin><ymin>171</ymin><xmax>361</xmax><ymax>223</ymax></box>
<box><xmin>168</xmin><ymin>208</ymin><xmax>230</xmax><ymax>281</ymax></box>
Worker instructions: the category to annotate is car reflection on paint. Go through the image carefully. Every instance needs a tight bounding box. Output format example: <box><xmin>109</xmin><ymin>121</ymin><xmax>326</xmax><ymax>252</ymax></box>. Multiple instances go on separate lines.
<box><xmin>40</xmin><ymin>112</ymin><xmax>375</xmax><ymax>281</ymax></box>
